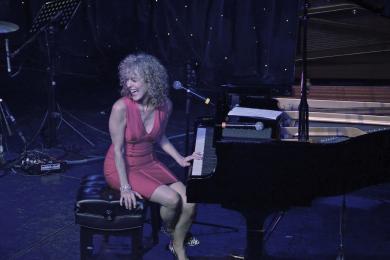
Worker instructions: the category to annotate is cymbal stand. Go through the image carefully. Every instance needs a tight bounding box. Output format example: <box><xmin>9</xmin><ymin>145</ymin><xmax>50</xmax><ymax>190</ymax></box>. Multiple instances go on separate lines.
<box><xmin>0</xmin><ymin>98</ymin><xmax>28</xmax><ymax>169</ymax></box>
<box><xmin>0</xmin><ymin>100</ymin><xmax>12</xmax><ymax>165</ymax></box>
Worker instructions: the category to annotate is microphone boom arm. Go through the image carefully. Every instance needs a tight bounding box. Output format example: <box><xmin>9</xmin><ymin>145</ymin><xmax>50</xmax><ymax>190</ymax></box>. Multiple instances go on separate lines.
<box><xmin>174</xmin><ymin>81</ymin><xmax>214</xmax><ymax>106</ymax></box>
<box><xmin>186</xmin><ymin>87</ymin><xmax>213</xmax><ymax>105</ymax></box>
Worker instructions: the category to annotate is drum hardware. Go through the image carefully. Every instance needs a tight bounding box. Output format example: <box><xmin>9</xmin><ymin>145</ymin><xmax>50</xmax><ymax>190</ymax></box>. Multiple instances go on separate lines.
<box><xmin>2</xmin><ymin>1</ymin><xmax>95</xmax><ymax>148</ymax></box>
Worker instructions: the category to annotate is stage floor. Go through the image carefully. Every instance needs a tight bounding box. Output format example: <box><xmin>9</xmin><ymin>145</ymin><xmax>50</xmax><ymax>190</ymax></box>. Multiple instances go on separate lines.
<box><xmin>0</xmin><ymin>92</ymin><xmax>389</xmax><ymax>260</ymax></box>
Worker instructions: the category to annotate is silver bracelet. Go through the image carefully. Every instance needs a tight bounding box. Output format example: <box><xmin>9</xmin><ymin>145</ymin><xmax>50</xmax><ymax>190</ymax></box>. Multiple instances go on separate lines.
<box><xmin>120</xmin><ymin>184</ymin><xmax>132</xmax><ymax>193</ymax></box>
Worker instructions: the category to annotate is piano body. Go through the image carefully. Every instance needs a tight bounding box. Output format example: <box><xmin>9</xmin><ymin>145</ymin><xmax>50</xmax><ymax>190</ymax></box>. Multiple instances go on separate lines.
<box><xmin>186</xmin><ymin>87</ymin><xmax>390</xmax><ymax>259</ymax></box>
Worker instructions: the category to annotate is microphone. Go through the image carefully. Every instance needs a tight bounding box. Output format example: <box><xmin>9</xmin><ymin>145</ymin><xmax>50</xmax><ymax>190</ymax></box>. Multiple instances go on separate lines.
<box><xmin>172</xmin><ymin>81</ymin><xmax>213</xmax><ymax>105</ymax></box>
<box><xmin>172</xmin><ymin>80</ymin><xmax>184</xmax><ymax>90</ymax></box>
<box><xmin>218</xmin><ymin>121</ymin><xmax>264</xmax><ymax>131</ymax></box>
<box><xmin>4</xmin><ymin>38</ymin><xmax>11</xmax><ymax>73</ymax></box>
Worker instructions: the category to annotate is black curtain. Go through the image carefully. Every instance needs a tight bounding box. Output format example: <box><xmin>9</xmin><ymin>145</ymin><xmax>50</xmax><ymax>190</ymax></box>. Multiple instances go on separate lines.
<box><xmin>1</xmin><ymin>0</ymin><xmax>301</xmax><ymax>91</ymax></box>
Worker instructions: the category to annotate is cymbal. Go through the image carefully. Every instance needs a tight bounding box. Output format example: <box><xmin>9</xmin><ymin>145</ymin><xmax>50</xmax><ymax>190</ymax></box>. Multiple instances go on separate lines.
<box><xmin>0</xmin><ymin>21</ymin><xmax>19</xmax><ymax>34</ymax></box>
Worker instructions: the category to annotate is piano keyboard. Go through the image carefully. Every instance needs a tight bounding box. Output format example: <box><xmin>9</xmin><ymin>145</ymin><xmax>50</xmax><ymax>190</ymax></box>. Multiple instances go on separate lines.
<box><xmin>190</xmin><ymin>127</ymin><xmax>217</xmax><ymax>177</ymax></box>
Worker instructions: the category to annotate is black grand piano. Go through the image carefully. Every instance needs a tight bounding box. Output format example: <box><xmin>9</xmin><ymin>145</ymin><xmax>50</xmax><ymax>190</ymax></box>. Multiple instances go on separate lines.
<box><xmin>186</xmin><ymin>86</ymin><xmax>390</xmax><ymax>259</ymax></box>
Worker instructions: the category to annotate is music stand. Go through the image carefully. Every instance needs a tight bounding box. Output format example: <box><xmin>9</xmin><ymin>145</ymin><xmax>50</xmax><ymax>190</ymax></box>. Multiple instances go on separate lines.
<box><xmin>29</xmin><ymin>0</ymin><xmax>80</xmax><ymax>34</ymax></box>
<box><xmin>27</xmin><ymin>0</ymin><xmax>94</xmax><ymax>148</ymax></box>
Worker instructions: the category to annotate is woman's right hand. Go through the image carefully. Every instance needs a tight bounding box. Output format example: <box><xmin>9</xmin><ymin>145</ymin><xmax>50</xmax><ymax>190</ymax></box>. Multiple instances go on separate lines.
<box><xmin>120</xmin><ymin>188</ymin><xmax>142</xmax><ymax>210</ymax></box>
<box><xmin>177</xmin><ymin>152</ymin><xmax>203</xmax><ymax>167</ymax></box>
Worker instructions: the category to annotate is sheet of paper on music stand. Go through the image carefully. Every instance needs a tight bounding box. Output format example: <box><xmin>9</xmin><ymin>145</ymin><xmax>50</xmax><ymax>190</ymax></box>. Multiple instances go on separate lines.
<box><xmin>228</xmin><ymin>106</ymin><xmax>283</xmax><ymax>120</ymax></box>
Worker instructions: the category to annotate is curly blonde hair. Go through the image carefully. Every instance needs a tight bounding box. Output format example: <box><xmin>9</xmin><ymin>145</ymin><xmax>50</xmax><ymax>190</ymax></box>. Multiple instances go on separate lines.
<box><xmin>119</xmin><ymin>53</ymin><xmax>169</xmax><ymax>107</ymax></box>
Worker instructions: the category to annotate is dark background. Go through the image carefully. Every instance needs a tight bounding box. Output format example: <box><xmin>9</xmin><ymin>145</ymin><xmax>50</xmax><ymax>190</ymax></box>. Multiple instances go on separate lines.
<box><xmin>0</xmin><ymin>0</ymin><xmax>300</xmax><ymax>109</ymax></box>
<box><xmin>0</xmin><ymin>0</ymin><xmax>390</xmax><ymax>111</ymax></box>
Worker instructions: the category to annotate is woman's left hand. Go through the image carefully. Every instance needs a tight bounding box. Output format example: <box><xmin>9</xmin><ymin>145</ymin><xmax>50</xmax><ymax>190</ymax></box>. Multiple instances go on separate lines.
<box><xmin>177</xmin><ymin>152</ymin><xmax>203</xmax><ymax>167</ymax></box>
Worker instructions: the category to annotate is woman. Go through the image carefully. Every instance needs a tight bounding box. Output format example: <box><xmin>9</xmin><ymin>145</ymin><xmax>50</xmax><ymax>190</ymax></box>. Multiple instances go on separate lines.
<box><xmin>104</xmin><ymin>53</ymin><xmax>199</xmax><ymax>260</ymax></box>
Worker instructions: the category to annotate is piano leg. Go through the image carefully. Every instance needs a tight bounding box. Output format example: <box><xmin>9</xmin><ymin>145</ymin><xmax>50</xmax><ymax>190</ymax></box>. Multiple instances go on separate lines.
<box><xmin>242</xmin><ymin>211</ymin><xmax>269</xmax><ymax>260</ymax></box>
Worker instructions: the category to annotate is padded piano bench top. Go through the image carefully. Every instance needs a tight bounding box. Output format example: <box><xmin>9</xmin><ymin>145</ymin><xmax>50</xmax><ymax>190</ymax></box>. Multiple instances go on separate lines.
<box><xmin>75</xmin><ymin>174</ymin><xmax>145</xmax><ymax>230</ymax></box>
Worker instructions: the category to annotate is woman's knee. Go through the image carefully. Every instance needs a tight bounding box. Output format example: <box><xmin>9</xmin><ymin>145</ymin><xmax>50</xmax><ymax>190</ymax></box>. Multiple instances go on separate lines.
<box><xmin>183</xmin><ymin>202</ymin><xmax>196</xmax><ymax>215</ymax></box>
<box><xmin>150</xmin><ymin>185</ymin><xmax>182</xmax><ymax>209</ymax></box>
<box><xmin>165</xmin><ymin>191</ymin><xmax>182</xmax><ymax>209</ymax></box>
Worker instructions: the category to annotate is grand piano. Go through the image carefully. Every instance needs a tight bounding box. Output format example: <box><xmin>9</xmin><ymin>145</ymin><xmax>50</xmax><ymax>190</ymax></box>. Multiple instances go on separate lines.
<box><xmin>186</xmin><ymin>86</ymin><xmax>390</xmax><ymax>259</ymax></box>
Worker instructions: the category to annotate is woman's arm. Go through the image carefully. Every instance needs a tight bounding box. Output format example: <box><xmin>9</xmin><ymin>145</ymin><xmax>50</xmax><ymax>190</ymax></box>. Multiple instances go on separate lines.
<box><xmin>159</xmin><ymin>134</ymin><xmax>192</xmax><ymax>167</ymax></box>
<box><xmin>109</xmin><ymin>99</ymin><xmax>141</xmax><ymax>209</ymax></box>
<box><xmin>158</xmin><ymin>99</ymin><xmax>201</xmax><ymax>167</ymax></box>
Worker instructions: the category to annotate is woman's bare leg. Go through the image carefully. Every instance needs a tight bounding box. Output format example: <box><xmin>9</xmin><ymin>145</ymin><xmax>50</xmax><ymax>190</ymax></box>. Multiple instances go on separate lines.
<box><xmin>149</xmin><ymin>182</ymin><xmax>195</xmax><ymax>260</ymax></box>
<box><xmin>169</xmin><ymin>182</ymin><xmax>196</xmax><ymax>260</ymax></box>
<box><xmin>149</xmin><ymin>185</ymin><xmax>182</xmax><ymax>235</ymax></box>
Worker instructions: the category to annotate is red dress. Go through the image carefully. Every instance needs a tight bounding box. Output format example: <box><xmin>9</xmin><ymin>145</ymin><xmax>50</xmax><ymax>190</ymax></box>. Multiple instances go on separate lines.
<box><xmin>104</xmin><ymin>97</ymin><xmax>178</xmax><ymax>199</ymax></box>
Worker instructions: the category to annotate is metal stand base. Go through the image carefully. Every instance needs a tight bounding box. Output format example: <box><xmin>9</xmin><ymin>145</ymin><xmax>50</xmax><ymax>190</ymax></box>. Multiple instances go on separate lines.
<box><xmin>29</xmin><ymin>104</ymin><xmax>95</xmax><ymax>148</ymax></box>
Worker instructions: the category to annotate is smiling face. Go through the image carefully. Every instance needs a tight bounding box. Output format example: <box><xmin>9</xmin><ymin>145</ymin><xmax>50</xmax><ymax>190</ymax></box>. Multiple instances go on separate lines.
<box><xmin>125</xmin><ymin>69</ymin><xmax>149</xmax><ymax>103</ymax></box>
<box><xmin>119</xmin><ymin>54</ymin><xmax>169</xmax><ymax>108</ymax></box>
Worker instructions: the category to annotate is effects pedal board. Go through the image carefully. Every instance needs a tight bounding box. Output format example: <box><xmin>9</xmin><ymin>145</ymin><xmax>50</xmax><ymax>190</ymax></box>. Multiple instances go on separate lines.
<box><xmin>20</xmin><ymin>151</ymin><xmax>67</xmax><ymax>175</ymax></box>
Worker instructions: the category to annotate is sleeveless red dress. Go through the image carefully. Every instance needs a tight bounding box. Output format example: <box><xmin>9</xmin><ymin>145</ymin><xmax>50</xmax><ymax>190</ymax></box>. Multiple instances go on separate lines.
<box><xmin>104</xmin><ymin>97</ymin><xmax>178</xmax><ymax>199</ymax></box>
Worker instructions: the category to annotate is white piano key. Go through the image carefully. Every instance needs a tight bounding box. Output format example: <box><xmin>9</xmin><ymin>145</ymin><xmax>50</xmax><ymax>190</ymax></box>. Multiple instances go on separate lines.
<box><xmin>191</xmin><ymin>127</ymin><xmax>206</xmax><ymax>176</ymax></box>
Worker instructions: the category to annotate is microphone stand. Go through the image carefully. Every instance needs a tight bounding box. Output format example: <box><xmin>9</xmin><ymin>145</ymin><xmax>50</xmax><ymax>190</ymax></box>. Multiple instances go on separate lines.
<box><xmin>298</xmin><ymin>0</ymin><xmax>310</xmax><ymax>142</ymax></box>
<box><xmin>177</xmin><ymin>77</ymin><xmax>238</xmax><ymax>236</ymax></box>
<box><xmin>297</xmin><ymin>3</ymin><xmax>347</xmax><ymax>259</ymax></box>
<box><xmin>181</xmin><ymin>86</ymin><xmax>214</xmax><ymax>107</ymax></box>
<box><xmin>182</xmin><ymin>85</ymin><xmax>214</xmax><ymax>158</ymax></box>
<box><xmin>184</xmin><ymin>88</ymin><xmax>191</xmax><ymax>158</ymax></box>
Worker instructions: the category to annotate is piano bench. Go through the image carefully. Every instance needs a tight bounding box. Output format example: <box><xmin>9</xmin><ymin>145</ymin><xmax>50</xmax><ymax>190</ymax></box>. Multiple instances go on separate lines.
<box><xmin>75</xmin><ymin>174</ymin><xmax>159</xmax><ymax>260</ymax></box>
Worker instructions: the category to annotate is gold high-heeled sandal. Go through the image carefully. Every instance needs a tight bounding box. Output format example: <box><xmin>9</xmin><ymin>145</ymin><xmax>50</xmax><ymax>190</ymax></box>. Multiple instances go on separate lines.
<box><xmin>169</xmin><ymin>241</ymin><xmax>190</xmax><ymax>260</ymax></box>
